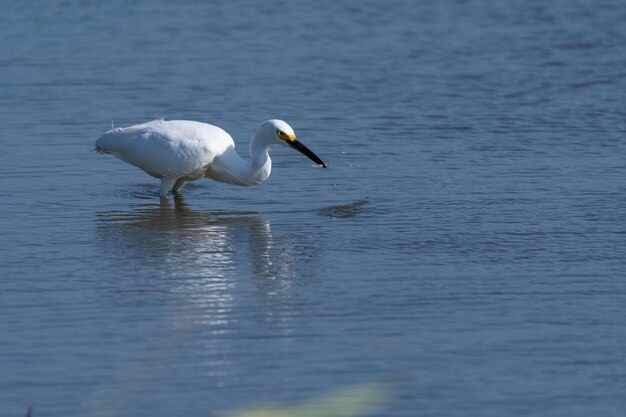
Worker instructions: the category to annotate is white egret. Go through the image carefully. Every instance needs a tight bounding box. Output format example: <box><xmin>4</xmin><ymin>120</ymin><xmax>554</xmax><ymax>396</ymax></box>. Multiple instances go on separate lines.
<box><xmin>95</xmin><ymin>119</ymin><xmax>326</xmax><ymax>196</ymax></box>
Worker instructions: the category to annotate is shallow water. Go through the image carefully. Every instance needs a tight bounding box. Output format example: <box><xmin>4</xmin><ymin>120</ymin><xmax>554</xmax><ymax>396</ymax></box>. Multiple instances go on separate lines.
<box><xmin>2</xmin><ymin>1</ymin><xmax>626</xmax><ymax>416</ymax></box>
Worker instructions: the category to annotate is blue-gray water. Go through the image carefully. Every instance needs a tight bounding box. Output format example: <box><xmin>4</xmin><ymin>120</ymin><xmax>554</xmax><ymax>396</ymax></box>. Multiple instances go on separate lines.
<box><xmin>2</xmin><ymin>1</ymin><xmax>626</xmax><ymax>416</ymax></box>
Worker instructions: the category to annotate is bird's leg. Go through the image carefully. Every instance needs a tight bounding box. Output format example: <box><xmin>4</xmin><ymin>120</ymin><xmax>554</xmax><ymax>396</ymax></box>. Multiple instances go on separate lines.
<box><xmin>160</xmin><ymin>178</ymin><xmax>177</xmax><ymax>197</ymax></box>
<box><xmin>173</xmin><ymin>179</ymin><xmax>187</xmax><ymax>193</ymax></box>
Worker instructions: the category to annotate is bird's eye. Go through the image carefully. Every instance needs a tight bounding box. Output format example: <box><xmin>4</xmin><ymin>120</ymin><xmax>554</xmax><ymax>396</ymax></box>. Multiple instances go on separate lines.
<box><xmin>277</xmin><ymin>130</ymin><xmax>284</xmax><ymax>136</ymax></box>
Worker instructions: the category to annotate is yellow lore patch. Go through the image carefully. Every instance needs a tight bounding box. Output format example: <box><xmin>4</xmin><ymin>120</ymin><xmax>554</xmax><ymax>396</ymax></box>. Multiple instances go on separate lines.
<box><xmin>277</xmin><ymin>130</ymin><xmax>296</xmax><ymax>141</ymax></box>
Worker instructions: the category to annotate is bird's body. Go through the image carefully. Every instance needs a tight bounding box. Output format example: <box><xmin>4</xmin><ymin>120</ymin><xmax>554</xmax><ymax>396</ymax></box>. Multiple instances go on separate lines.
<box><xmin>96</xmin><ymin>119</ymin><xmax>326</xmax><ymax>196</ymax></box>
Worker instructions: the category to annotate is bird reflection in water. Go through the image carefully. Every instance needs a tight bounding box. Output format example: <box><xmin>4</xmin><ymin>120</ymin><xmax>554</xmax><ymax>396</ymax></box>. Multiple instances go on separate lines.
<box><xmin>95</xmin><ymin>193</ymin><xmax>310</xmax><ymax>328</ymax></box>
<box><xmin>97</xmin><ymin>194</ymin><xmax>279</xmax><ymax>283</ymax></box>
<box><xmin>87</xmin><ymin>195</ymin><xmax>311</xmax><ymax>416</ymax></box>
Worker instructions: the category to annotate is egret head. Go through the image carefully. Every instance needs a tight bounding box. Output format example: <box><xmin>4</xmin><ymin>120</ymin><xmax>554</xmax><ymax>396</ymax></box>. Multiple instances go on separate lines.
<box><xmin>261</xmin><ymin>119</ymin><xmax>327</xmax><ymax>168</ymax></box>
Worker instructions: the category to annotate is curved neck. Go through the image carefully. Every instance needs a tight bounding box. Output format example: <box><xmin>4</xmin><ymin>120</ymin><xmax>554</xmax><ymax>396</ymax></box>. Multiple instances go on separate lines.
<box><xmin>250</xmin><ymin>133</ymin><xmax>271</xmax><ymax>173</ymax></box>
<box><xmin>205</xmin><ymin>131</ymin><xmax>273</xmax><ymax>186</ymax></box>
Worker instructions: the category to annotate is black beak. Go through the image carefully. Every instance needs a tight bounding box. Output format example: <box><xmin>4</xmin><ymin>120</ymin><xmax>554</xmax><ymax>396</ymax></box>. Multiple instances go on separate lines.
<box><xmin>287</xmin><ymin>139</ymin><xmax>327</xmax><ymax>168</ymax></box>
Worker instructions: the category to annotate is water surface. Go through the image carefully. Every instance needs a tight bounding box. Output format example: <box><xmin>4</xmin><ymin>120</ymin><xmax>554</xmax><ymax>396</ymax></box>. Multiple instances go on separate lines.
<box><xmin>2</xmin><ymin>1</ymin><xmax>626</xmax><ymax>416</ymax></box>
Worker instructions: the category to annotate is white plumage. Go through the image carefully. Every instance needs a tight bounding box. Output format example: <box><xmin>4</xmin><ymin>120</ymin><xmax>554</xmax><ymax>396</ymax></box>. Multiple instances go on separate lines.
<box><xmin>96</xmin><ymin>119</ymin><xmax>326</xmax><ymax>197</ymax></box>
